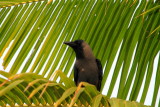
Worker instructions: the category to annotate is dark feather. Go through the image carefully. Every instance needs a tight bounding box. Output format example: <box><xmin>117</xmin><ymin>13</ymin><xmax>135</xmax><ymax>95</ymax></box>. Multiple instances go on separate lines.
<box><xmin>74</xmin><ymin>65</ymin><xmax>79</xmax><ymax>86</ymax></box>
<box><xmin>64</xmin><ymin>40</ymin><xmax>103</xmax><ymax>91</ymax></box>
<box><xmin>96</xmin><ymin>59</ymin><xmax>103</xmax><ymax>91</ymax></box>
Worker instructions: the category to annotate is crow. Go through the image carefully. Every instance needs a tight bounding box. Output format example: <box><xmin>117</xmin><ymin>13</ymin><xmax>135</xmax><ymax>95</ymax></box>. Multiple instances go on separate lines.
<box><xmin>64</xmin><ymin>40</ymin><xmax>103</xmax><ymax>91</ymax></box>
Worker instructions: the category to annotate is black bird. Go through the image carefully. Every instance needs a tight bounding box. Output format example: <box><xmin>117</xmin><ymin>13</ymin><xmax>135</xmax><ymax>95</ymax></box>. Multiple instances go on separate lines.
<box><xmin>64</xmin><ymin>40</ymin><xmax>103</xmax><ymax>91</ymax></box>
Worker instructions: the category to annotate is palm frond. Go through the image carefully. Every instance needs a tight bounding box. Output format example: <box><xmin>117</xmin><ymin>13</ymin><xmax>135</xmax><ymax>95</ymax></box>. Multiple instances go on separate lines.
<box><xmin>0</xmin><ymin>70</ymin><xmax>149</xmax><ymax>107</ymax></box>
<box><xmin>0</xmin><ymin>0</ymin><xmax>45</xmax><ymax>8</ymax></box>
<box><xmin>0</xmin><ymin>0</ymin><xmax>160</xmax><ymax>106</ymax></box>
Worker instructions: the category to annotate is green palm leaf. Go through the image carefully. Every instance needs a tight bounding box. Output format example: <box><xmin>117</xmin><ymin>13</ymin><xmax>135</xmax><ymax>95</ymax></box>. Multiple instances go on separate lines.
<box><xmin>0</xmin><ymin>0</ymin><xmax>160</xmax><ymax>106</ymax></box>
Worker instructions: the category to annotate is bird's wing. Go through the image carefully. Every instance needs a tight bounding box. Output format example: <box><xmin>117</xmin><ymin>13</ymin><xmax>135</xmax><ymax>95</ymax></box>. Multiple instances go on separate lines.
<box><xmin>74</xmin><ymin>64</ymin><xmax>79</xmax><ymax>86</ymax></box>
<box><xmin>96</xmin><ymin>59</ymin><xmax>103</xmax><ymax>91</ymax></box>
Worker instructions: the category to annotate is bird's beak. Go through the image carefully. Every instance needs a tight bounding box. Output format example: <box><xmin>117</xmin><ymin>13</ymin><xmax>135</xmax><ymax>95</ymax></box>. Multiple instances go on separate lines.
<box><xmin>63</xmin><ymin>41</ymin><xmax>76</xmax><ymax>47</ymax></box>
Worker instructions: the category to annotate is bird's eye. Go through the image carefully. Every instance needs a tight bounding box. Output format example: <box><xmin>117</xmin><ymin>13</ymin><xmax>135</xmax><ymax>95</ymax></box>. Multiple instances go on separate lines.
<box><xmin>77</xmin><ymin>41</ymin><xmax>81</xmax><ymax>44</ymax></box>
<box><xmin>75</xmin><ymin>40</ymin><xmax>82</xmax><ymax>45</ymax></box>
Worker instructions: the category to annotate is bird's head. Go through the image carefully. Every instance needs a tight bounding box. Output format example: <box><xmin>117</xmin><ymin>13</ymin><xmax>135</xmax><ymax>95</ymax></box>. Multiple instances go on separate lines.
<box><xmin>64</xmin><ymin>40</ymin><xmax>84</xmax><ymax>49</ymax></box>
<box><xmin>64</xmin><ymin>40</ymin><xmax>94</xmax><ymax>59</ymax></box>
